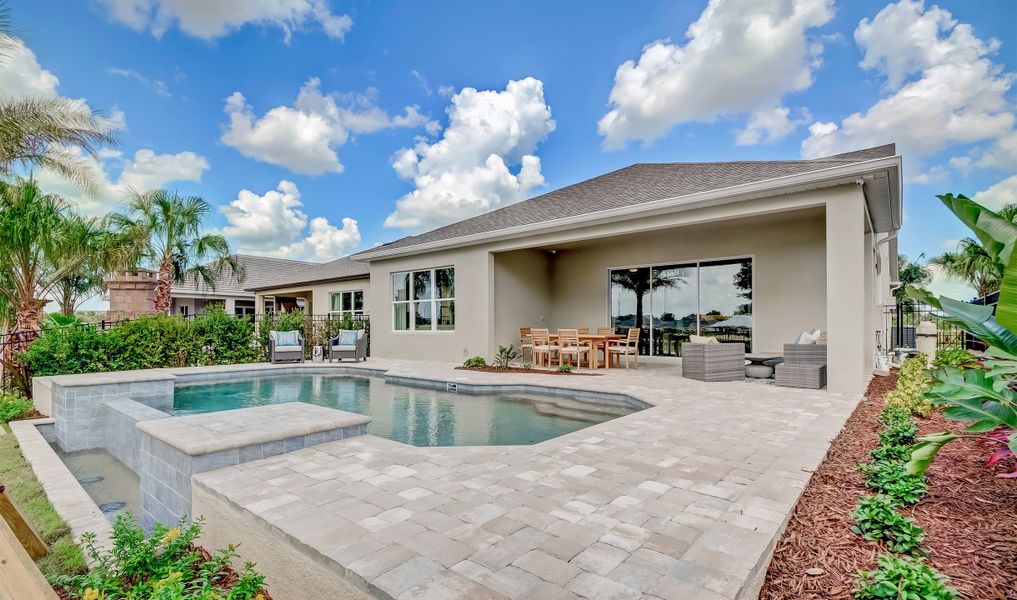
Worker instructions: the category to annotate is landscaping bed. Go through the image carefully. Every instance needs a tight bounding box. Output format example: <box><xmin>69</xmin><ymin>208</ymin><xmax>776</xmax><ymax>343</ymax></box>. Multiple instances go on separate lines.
<box><xmin>760</xmin><ymin>371</ymin><xmax>1017</xmax><ymax>600</ymax></box>
<box><xmin>455</xmin><ymin>365</ymin><xmax>601</xmax><ymax>375</ymax></box>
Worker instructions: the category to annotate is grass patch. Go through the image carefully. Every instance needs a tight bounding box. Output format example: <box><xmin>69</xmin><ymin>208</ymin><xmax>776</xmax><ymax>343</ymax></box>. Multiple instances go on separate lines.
<box><xmin>0</xmin><ymin>425</ymin><xmax>87</xmax><ymax>580</ymax></box>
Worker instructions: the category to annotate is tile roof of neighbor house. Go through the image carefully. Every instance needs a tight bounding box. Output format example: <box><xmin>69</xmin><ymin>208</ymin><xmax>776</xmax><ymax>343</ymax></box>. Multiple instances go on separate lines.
<box><xmin>171</xmin><ymin>254</ymin><xmax>320</xmax><ymax>297</ymax></box>
<box><xmin>355</xmin><ymin>144</ymin><xmax>898</xmax><ymax>256</ymax></box>
<box><xmin>245</xmin><ymin>256</ymin><xmax>371</xmax><ymax>292</ymax></box>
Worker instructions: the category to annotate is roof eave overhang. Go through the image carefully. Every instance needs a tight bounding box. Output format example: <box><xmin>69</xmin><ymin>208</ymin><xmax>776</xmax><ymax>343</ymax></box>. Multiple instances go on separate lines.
<box><xmin>355</xmin><ymin>155</ymin><xmax>903</xmax><ymax>261</ymax></box>
<box><xmin>246</xmin><ymin>273</ymin><xmax>371</xmax><ymax>293</ymax></box>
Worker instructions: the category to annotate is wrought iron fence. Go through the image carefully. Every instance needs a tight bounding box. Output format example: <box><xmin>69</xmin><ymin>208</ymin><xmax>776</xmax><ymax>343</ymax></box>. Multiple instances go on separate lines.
<box><xmin>880</xmin><ymin>302</ymin><xmax>980</xmax><ymax>352</ymax></box>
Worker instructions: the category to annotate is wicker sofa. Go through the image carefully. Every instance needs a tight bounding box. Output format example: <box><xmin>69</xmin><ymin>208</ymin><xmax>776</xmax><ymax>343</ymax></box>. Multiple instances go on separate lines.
<box><xmin>269</xmin><ymin>330</ymin><xmax>305</xmax><ymax>364</ymax></box>
<box><xmin>681</xmin><ymin>342</ymin><xmax>746</xmax><ymax>382</ymax></box>
<box><xmin>329</xmin><ymin>329</ymin><xmax>367</xmax><ymax>362</ymax></box>
<box><xmin>775</xmin><ymin>343</ymin><xmax>827</xmax><ymax>389</ymax></box>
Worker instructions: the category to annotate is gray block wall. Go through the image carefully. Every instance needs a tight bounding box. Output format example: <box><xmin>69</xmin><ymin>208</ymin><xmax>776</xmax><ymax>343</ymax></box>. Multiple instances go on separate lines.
<box><xmin>52</xmin><ymin>379</ymin><xmax>173</xmax><ymax>452</ymax></box>
<box><xmin>103</xmin><ymin>399</ymin><xmax>171</xmax><ymax>473</ymax></box>
<box><xmin>139</xmin><ymin>422</ymin><xmax>367</xmax><ymax>530</ymax></box>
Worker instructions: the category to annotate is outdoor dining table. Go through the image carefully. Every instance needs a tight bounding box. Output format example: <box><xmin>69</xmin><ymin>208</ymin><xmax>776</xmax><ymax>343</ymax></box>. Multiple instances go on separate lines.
<box><xmin>547</xmin><ymin>333</ymin><xmax>624</xmax><ymax>369</ymax></box>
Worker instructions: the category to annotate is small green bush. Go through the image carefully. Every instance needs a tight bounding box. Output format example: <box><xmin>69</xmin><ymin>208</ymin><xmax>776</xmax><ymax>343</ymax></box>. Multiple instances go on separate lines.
<box><xmin>869</xmin><ymin>443</ymin><xmax>911</xmax><ymax>463</ymax></box>
<box><xmin>557</xmin><ymin>363</ymin><xmax>573</xmax><ymax>373</ymax></box>
<box><xmin>932</xmin><ymin>346</ymin><xmax>976</xmax><ymax>370</ymax></box>
<box><xmin>884</xmin><ymin>355</ymin><xmax>933</xmax><ymax>416</ymax></box>
<box><xmin>493</xmin><ymin>344</ymin><xmax>519</xmax><ymax>369</ymax></box>
<box><xmin>878</xmin><ymin>407</ymin><xmax>918</xmax><ymax>446</ymax></box>
<box><xmin>854</xmin><ymin>554</ymin><xmax>957</xmax><ymax>600</ymax></box>
<box><xmin>858</xmin><ymin>460</ymin><xmax>928</xmax><ymax>505</ymax></box>
<box><xmin>53</xmin><ymin>514</ymin><xmax>266</xmax><ymax>599</ymax></box>
<box><xmin>850</xmin><ymin>495</ymin><xmax>926</xmax><ymax>555</ymax></box>
<box><xmin>463</xmin><ymin>356</ymin><xmax>486</xmax><ymax>367</ymax></box>
<box><xmin>0</xmin><ymin>392</ymin><xmax>34</xmax><ymax>423</ymax></box>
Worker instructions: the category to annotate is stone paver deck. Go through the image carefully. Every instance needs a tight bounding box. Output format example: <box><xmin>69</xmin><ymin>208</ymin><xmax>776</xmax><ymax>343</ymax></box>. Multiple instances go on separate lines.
<box><xmin>193</xmin><ymin>359</ymin><xmax>860</xmax><ymax>600</ymax></box>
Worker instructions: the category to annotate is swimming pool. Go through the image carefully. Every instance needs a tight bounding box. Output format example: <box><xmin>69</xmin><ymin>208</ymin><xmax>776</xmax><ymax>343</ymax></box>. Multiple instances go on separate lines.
<box><xmin>174</xmin><ymin>374</ymin><xmax>637</xmax><ymax>447</ymax></box>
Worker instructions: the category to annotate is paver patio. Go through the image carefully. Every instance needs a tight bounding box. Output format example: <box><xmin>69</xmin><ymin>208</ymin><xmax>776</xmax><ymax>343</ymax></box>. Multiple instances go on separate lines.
<box><xmin>193</xmin><ymin>359</ymin><xmax>860</xmax><ymax>600</ymax></box>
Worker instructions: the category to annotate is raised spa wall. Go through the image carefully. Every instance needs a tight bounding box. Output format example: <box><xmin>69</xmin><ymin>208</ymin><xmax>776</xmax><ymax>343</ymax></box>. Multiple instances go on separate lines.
<box><xmin>35</xmin><ymin>369</ymin><xmax>373</xmax><ymax>529</ymax></box>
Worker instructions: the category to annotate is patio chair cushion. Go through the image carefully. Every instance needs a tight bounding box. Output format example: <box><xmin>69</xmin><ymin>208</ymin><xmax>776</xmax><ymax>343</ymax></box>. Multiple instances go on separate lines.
<box><xmin>794</xmin><ymin>329</ymin><xmax>821</xmax><ymax>344</ymax></box>
<box><xmin>689</xmin><ymin>335</ymin><xmax>719</xmax><ymax>344</ymax></box>
<box><xmin>274</xmin><ymin>345</ymin><xmax>302</xmax><ymax>353</ymax></box>
<box><xmin>275</xmin><ymin>330</ymin><xmax>300</xmax><ymax>346</ymax></box>
<box><xmin>333</xmin><ymin>345</ymin><xmax>358</xmax><ymax>352</ymax></box>
<box><xmin>336</xmin><ymin>330</ymin><xmax>358</xmax><ymax>346</ymax></box>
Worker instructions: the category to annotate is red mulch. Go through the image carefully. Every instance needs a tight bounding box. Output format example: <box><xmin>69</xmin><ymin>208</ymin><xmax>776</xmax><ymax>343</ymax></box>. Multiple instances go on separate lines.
<box><xmin>12</xmin><ymin>409</ymin><xmax>46</xmax><ymax>421</ymax></box>
<box><xmin>52</xmin><ymin>545</ymin><xmax>272</xmax><ymax>599</ymax></box>
<box><xmin>760</xmin><ymin>371</ymin><xmax>1017</xmax><ymax>600</ymax></box>
<box><xmin>455</xmin><ymin>365</ymin><xmax>601</xmax><ymax>376</ymax></box>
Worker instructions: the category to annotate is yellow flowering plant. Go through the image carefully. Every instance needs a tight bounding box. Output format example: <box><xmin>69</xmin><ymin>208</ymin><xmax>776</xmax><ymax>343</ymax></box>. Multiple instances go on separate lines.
<box><xmin>51</xmin><ymin>514</ymin><xmax>266</xmax><ymax>600</ymax></box>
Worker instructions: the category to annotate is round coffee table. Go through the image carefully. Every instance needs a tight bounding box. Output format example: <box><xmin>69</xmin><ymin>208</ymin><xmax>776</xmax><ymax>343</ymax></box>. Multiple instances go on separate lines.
<box><xmin>745</xmin><ymin>353</ymin><xmax>784</xmax><ymax>379</ymax></box>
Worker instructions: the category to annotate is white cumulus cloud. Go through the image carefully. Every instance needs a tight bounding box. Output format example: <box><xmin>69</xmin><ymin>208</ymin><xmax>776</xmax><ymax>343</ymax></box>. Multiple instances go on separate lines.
<box><xmin>97</xmin><ymin>0</ymin><xmax>352</xmax><ymax>42</ymax></box>
<box><xmin>972</xmin><ymin>175</ymin><xmax>1017</xmax><ymax>212</ymax></box>
<box><xmin>33</xmin><ymin>148</ymin><xmax>210</xmax><ymax>216</ymax></box>
<box><xmin>384</xmin><ymin>77</ymin><xmax>555</xmax><ymax>231</ymax></box>
<box><xmin>598</xmin><ymin>0</ymin><xmax>834</xmax><ymax>149</ymax></box>
<box><xmin>801</xmin><ymin>0</ymin><xmax>1015</xmax><ymax>164</ymax></box>
<box><xmin>221</xmin><ymin>78</ymin><xmax>434</xmax><ymax>175</ymax></box>
<box><xmin>220</xmin><ymin>180</ymin><xmax>360</xmax><ymax>260</ymax></box>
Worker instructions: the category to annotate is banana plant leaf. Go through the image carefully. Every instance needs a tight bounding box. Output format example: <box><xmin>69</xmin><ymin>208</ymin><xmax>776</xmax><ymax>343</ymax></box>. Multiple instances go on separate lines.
<box><xmin>924</xmin><ymin>368</ymin><xmax>1017</xmax><ymax>431</ymax></box>
<box><xmin>997</xmin><ymin>245</ymin><xmax>1017</xmax><ymax>332</ymax></box>
<box><xmin>907</xmin><ymin>288</ymin><xmax>1017</xmax><ymax>355</ymax></box>
<box><xmin>906</xmin><ymin>432</ymin><xmax>958</xmax><ymax>478</ymax></box>
<box><xmin>937</xmin><ymin>193</ymin><xmax>1017</xmax><ymax>266</ymax></box>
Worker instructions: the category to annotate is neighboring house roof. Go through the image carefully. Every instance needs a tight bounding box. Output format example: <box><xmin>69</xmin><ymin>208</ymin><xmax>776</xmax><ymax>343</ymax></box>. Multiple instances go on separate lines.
<box><xmin>246</xmin><ymin>256</ymin><xmax>370</xmax><ymax>292</ymax></box>
<box><xmin>172</xmin><ymin>254</ymin><xmax>320</xmax><ymax>298</ymax></box>
<box><xmin>354</xmin><ymin>144</ymin><xmax>901</xmax><ymax>260</ymax></box>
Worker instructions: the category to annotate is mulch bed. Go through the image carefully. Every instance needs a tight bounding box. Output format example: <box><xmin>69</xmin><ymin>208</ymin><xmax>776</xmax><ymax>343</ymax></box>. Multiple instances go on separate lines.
<box><xmin>455</xmin><ymin>365</ymin><xmax>601</xmax><ymax>376</ymax></box>
<box><xmin>12</xmin><ymin>409</ymin><xmax>46</xmax><ymax>421</ymax></box>
<box><xmin>760</xmin><ymin>371</ymin><xmax>1017</xmax><ymax>600</ymax></box>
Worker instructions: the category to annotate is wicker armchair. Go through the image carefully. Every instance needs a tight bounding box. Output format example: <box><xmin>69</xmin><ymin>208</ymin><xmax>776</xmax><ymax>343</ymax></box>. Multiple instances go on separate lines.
<box><xmin>329</xmin><ymin>329</ymin><xmax>367</xmax><ymax>362</ymax></box>
<box><xmin>269</xmin><ymin>330</ymin><xmax>304</xmax><ymax>363</ymax></box>
<box><xmin>775</xmin><ymin>343</ymin><xmax>827</xmax><ymax>389</ymax></box>
<box><xmin>681</xmin><ymin>342</ymin><xmax>745</xmax><ymax>382</ymax></box>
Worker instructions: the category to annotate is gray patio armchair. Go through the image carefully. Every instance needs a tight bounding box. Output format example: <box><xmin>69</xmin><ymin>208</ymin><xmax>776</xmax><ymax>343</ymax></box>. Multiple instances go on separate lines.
<box><xmin>775</xmin><ymin>343</ymin><xmax>827</xmax><ymax>389</ymax></box>
<box><xmin>681</xmin><ymin>342</ymin><xmax>745</xmax><ymax>382</ymax></box>
<box><xmin>269</xmin><ymin>330</ymin><xmax>305</xmax><ymax>364</ymax></box>
<box><xmin>329</xmin><ymin>329</ymin><xmax>367</xmax><ymax>362</ymax></box>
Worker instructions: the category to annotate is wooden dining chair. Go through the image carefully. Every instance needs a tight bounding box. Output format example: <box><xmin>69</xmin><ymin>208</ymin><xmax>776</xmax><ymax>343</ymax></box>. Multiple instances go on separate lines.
<box><xmin>596</xmin><ymin>327</ymin><xmax>615</xmax><ymax>335</ymax></box>
<box><xmin>557</xmin><ymin>328</ymin><xmax>591</xmax><ymax>368</ymax></box>
<box><xmin>530</xmin><ymin>328</ymin><xmax>553</xmax><ymax>367</ymax></box>
<box><xmin>519</xmin><ymin>327</ymin><xmax>533</xmax><ymax>360</ymax></box>
<box><xmin>609</xmin><ymin>327</ymin><xmax>641</xmax><ymax>369</ymax></box>
<box><xmin>577</xmin><ymin>327</ymin><xmax>590</xmax><ymax>335</ymax></box>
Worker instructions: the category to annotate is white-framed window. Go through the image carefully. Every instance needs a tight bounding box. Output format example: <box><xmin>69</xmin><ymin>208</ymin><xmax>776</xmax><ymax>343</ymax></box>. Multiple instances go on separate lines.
<box><xmin>329</xmin><ymin>290</ymin><xmax>364</xmax><ymax>318</ymax></box>
<box><xmin>392</xmin><ymin>267</ymin><xmax>454</xmax><ymax>331</ymax></box>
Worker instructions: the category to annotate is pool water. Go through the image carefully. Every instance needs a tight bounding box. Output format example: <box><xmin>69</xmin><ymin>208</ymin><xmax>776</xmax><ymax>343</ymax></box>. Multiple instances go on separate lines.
<box><xmin>49</xmin><ymin>444</ymin><xmax>139</xmax><ymax>522</ymax></box>
<box><xmin>174</xmin><ymin>375</ymin><xmax>636</xmax><ymax>447</ymax></box>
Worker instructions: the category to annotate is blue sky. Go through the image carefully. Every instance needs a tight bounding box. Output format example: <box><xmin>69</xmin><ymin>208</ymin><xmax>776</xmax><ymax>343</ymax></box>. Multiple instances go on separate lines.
<box><xmin>4</xmin><ymin>0</ymin><xmax>1016</xmax><ymax>300</ymax></box>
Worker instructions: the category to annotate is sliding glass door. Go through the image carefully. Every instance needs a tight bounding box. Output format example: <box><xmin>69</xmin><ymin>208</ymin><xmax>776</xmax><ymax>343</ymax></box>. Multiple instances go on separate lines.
<box><xmin>609</xmin><ymin>258</ymin><xmax>752</xmax><ymax>356</ymax></box>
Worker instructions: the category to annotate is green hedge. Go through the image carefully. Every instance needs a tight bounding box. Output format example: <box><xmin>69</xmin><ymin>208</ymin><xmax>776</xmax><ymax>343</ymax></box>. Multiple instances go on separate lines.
<box><xmin>22</xmin><ymin>306</ymin><xmax>262</xmax><ymax>377</ymax></box>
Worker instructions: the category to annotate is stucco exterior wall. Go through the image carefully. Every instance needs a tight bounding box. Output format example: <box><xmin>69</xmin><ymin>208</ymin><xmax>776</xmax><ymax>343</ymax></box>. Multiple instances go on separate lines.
<box><xmin>535</xmin><ymin>211</ymin><xmax>827</xmax><ymax>356</ymax></box>
<box><xmin>367</xmin><ymin>246</ymin><xmax>493</xmax><ymax>362</ymax></box>
<box><xmin>493</xmin><ymin>248</ymin><xmax>554</xmax><ymax>351</ymax></box>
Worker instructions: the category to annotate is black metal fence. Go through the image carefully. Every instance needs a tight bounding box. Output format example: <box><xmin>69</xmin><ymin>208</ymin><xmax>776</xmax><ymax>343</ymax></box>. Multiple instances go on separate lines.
<box><xmin>880</xmin><ymin>302</ymin><xmax>978</xmax><ymax>352</ymax></box>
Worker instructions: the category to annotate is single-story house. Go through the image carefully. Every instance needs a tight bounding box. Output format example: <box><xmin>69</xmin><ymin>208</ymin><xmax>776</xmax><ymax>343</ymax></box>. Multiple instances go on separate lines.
<box><xmin>107</xmin><ymin>255</ymin><xmax>319</xmax><ymax>318</ymax></box>
<box><xmin>253</xmin><ymin>144</ymin><xmax>902</xmax><ymax>394</ymax></box>
<box><xmin>247</xmin><ymin>256</ymin><xmax>370</xmax><ymax>318</ymax></box>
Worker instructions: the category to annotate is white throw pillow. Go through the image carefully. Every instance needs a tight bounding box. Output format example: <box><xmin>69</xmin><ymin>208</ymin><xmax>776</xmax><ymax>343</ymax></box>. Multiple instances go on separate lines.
<box><xmin>689</xmin><ymin>335</ymin><xmax>719</xmax><ymax>344</ymax></box>
<box><xmin>795</xmin><ymin>330</ymin><xmax>818</xmax><ymax>345</ymax></box>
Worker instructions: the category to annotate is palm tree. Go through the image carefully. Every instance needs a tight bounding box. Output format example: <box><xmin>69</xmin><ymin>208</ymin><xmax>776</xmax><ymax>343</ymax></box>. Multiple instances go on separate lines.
<box><xmin>929</xmin><ymin>203</ymin><xmax>1017</xmax><ymax>299</ymax></box>
<box><xmin>0</xmin><ymin>5</ymin><xmax>117</xmax><ymax>192</ymax></box>
<box><xmin>112</xmin><ymin>189</ymin><xmax>243</xmax><ymax>315</ymax></box>
<box><xmin>52</xmin><ymin>214</ymin><xmax>143</xmax><ymax>315</ymax></box>
<box><xmin>0</xmin><ymin>179</ymin><xmax>128</xmax><ymax>366</ymax></box>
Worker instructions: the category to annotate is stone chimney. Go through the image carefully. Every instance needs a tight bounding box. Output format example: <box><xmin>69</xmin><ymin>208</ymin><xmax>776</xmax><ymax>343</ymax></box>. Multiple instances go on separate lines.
<box><xmin>106</xmin><ymin>269</ymin><xmax>158</xmax><ymax>319</ymax></box>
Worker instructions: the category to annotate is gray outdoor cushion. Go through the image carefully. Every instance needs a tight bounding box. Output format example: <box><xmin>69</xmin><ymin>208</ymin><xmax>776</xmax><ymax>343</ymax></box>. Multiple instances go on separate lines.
<box><xmin>337</xmin><ymin>330</ymin><xmax>358</xmax><ymax>346</ymax></box>
<box><xmin>275</xmin><ymin>330</ymin><xmax>299</xmax><ymax>346</ymax></box>
<box><xmin>274</xmin><ymin>345</ymin><xmax>302</xmax><ymax>352</ymax></box>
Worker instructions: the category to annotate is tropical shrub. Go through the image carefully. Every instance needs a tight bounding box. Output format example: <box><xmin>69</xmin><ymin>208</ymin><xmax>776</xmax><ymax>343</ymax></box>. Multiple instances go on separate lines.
<box><xmin>878</xmin><ymin>409</ymin><xmax>918</xmax><ymax>447</ymax></box>
<box><xmin>850</xmin><ymin>495</ymin><xmax>926</xmax><ymax>555</ymax></box>
<box><xmin>557</xmin><ymin>363</ymin><xmax>573</xmax><ymax>373</ymax></box>
<box><xmin>883</xmin><ymin>355</ymin><xmax>933</xmax><ymax>417</ymax></box>
<box><xmin>52</xmin><ymin>515</ymin><xmax>266</xmax><ymax>599</ymax></box>
<box><xmin>932</xmin><ymin>346</ymin><xmax>977</xmax><ymax>370</ymax></box>
<box><xmin>0</xmin><ymin>392</ymin><xmax>34</xmax><ymax>423</ymax></box>
<box><xmin>493</xmin><ymin>344</ymin><xmax>518</xmax><ymax>369</ymax></box>
<box><xmin>858</xmin><ymin>460</ymin><xmax>928</xmax><ymax>506</ymax></box>
<box><xmin>869</xmin><ymin>443</ymin><xmax>911</xmax><ymax>463</ymax></box>
<box><xmin>853</xmin><ymin>554</ymin><xmax>957</xmax><ymax>600</ymax></box>
<box><xmin>22</xmin><ymin>310</ymin><xmax>261</xmax><ymax>377</ymax></box>
<box><xmin>463</xmin><ymin>356</ymin><xmax>486</xmax><ymax>368</ymax></box>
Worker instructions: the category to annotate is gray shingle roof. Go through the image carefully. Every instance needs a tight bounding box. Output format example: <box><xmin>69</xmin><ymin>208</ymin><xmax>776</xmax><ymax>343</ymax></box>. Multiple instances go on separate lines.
<box><xmin>171</xmin><ymin>254</ymin><xmax>319</xmax><ymax>297</ymax></box>
<box><xmin>356</xmin><ymin>144</ymin><xmax>897</xmax><ymax>256</ymax></box>
<box><xmin>245</xmin><ymin>256</ymin><xmax>370</xmax><ymax>292</ymax></box>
